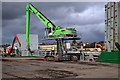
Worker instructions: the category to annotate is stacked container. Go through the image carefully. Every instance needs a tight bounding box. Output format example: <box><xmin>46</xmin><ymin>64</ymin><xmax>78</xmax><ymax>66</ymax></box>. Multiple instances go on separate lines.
<box><xmin>105</xmin><ymin>2</ymin><xmax>120</xmax><ymax>52</ymax></box>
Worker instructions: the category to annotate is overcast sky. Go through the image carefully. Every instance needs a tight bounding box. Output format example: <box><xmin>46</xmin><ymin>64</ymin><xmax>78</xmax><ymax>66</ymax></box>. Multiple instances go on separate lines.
<box><xmin>2</xmin><ymin>2</ymin><xmax>106</xmax><ymax>44</ymax></box>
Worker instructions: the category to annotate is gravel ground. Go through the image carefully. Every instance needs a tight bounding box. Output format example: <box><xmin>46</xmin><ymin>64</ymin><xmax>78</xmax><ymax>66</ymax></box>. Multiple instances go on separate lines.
<box><xmin>2</xmin><ymin>57</ymin><xmax>119</xmax><ymax>79</ymax></box>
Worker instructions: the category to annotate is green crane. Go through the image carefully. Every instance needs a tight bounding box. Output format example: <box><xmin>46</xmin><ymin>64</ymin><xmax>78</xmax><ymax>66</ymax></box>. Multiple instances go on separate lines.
<box><xmin>26</xmin><ymin>3</ymin><xmax>77</xmax><ymax>49</ymax></box>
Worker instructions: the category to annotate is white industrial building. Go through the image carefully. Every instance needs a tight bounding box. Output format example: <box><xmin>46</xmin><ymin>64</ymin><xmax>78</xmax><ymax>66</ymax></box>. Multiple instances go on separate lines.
<box><xmin>17</xmin><ymin>34</ymin><xmax>38</xmax><ymax>56</ymax></box>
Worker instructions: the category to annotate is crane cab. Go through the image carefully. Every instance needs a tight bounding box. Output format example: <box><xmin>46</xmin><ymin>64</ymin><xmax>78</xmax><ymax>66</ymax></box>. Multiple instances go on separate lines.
<box><xmin>45</xmin><ymin>27</ymin><xmax>54</xmax><ymax>37</ymax></box>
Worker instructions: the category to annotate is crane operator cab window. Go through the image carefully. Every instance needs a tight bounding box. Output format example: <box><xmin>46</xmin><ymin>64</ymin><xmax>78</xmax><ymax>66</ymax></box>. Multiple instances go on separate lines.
<box><xmin>46</xmin><ymin>27</ymin><xmax>54</xmax><ymax>36</ymax></box>
<box><xmin>48</xmin><ymin>27</ymin><xmax>52</xmax><ymax>33</ymax></box>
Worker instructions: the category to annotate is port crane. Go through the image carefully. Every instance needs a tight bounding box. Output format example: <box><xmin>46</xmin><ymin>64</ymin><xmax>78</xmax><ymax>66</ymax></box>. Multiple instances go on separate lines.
<box><xmin>26</xmin><ymin>3</ymin><xmax>77</xmax><ymax>50</ymax></box>
<box><xmin>26</xmin><ymin>3</ymin><xmax>80</xmax><ymax>61</ymax></box>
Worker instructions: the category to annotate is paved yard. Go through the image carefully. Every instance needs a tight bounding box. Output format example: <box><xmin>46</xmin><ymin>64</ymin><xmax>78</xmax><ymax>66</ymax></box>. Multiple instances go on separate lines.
<box><xmin>2</xmin><ymin>58</ymin><xmax>118</xmax><ymax>79</ymax></box>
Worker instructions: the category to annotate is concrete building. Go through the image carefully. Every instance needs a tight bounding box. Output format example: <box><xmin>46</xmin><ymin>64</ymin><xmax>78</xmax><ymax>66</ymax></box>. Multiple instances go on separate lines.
<box><xmin>105</xmin><ymin>2</ymin><xmax>120</xmax><ymax>52</ymax></box>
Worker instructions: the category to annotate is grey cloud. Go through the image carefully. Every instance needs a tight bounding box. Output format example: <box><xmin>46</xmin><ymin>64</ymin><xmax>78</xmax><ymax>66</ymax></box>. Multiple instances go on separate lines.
<box><xmin>41</xmin><ymin>2</ymin><xmax>105</xmax><ymax>21</ymax></box>
<box><xmin>54</xmin><ymin>6</ymin><xmax>105</xmax><ymax>26</ymax></box>
<box><xmin>2</xmin><ymin>2</ymin><xmax>105</xmax><ymax>20</ymax></box>
<box><xmin>2</xmin><ymin>2</ymin><xmax>27</xmax><ymax>20</ymax></box>
<box><xmin>74</xmin><ymin>23</ymin><xmax>105</xmax><ymax>42</ymax></box>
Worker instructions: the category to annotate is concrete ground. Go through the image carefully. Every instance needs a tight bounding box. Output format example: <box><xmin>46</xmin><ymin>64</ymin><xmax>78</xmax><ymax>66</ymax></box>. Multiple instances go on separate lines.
<box><xmin>2</xmin><ymin>57</ymin><xmax>119</xmax><ymax>79</ymax></box>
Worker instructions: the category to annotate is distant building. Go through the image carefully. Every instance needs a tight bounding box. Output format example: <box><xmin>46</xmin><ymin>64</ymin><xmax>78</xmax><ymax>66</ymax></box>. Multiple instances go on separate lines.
<box><xmin>39</xmin><ymin>45</ymin><xmax>57</xmax><ymax>51</ymax></box>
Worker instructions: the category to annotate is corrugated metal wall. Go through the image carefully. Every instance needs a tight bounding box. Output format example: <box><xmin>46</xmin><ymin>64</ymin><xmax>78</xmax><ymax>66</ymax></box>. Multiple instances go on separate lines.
<box><xmin>105</xmin><ymin>2</ymin><xmax>120</xmax><ymax>52</ymax></box>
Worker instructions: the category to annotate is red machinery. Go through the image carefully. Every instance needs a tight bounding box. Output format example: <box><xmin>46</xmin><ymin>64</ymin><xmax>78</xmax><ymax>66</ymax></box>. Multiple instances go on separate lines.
<box><xmin>7</xmin><ymin>36</ymin><xmax>21</xmax><ymax>54</ymax></box>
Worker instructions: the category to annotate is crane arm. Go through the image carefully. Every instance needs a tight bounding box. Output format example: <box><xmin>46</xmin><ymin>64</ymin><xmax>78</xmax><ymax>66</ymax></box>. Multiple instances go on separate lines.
<box><xmin>95</xmin><ymin>43</ymin><xmax>106</xmax><ymax>51</ymax></box>
<box><xmin>9</xmin><ymin>36</ymin><xmax>21</xmax><ymax>53</ymax></box>
<box><xmin>26</xmin><ymin>3</ymin><xmax>55</xmax><ymax>47</ymax></box>
<box><xmin>95</xmin><ymin>43</ymin><xmax>103</xmax><ymax>49</ymax></box>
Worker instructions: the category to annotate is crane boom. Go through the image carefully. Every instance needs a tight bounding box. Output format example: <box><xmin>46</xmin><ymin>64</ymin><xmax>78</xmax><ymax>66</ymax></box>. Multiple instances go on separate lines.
<box><xmin>9</xmin><ymin>36</ymin><xmax>21</xmax><ymax>53</ymax></box>
<box><xmin>95</xmin><ymin>43</ymin><xmax>103</xmax><ymax>49</ymax></box>
<box><xmin>26</xmin><ymin>3</ymin><xmax>55</xmax><ymax>47</ymax></box>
